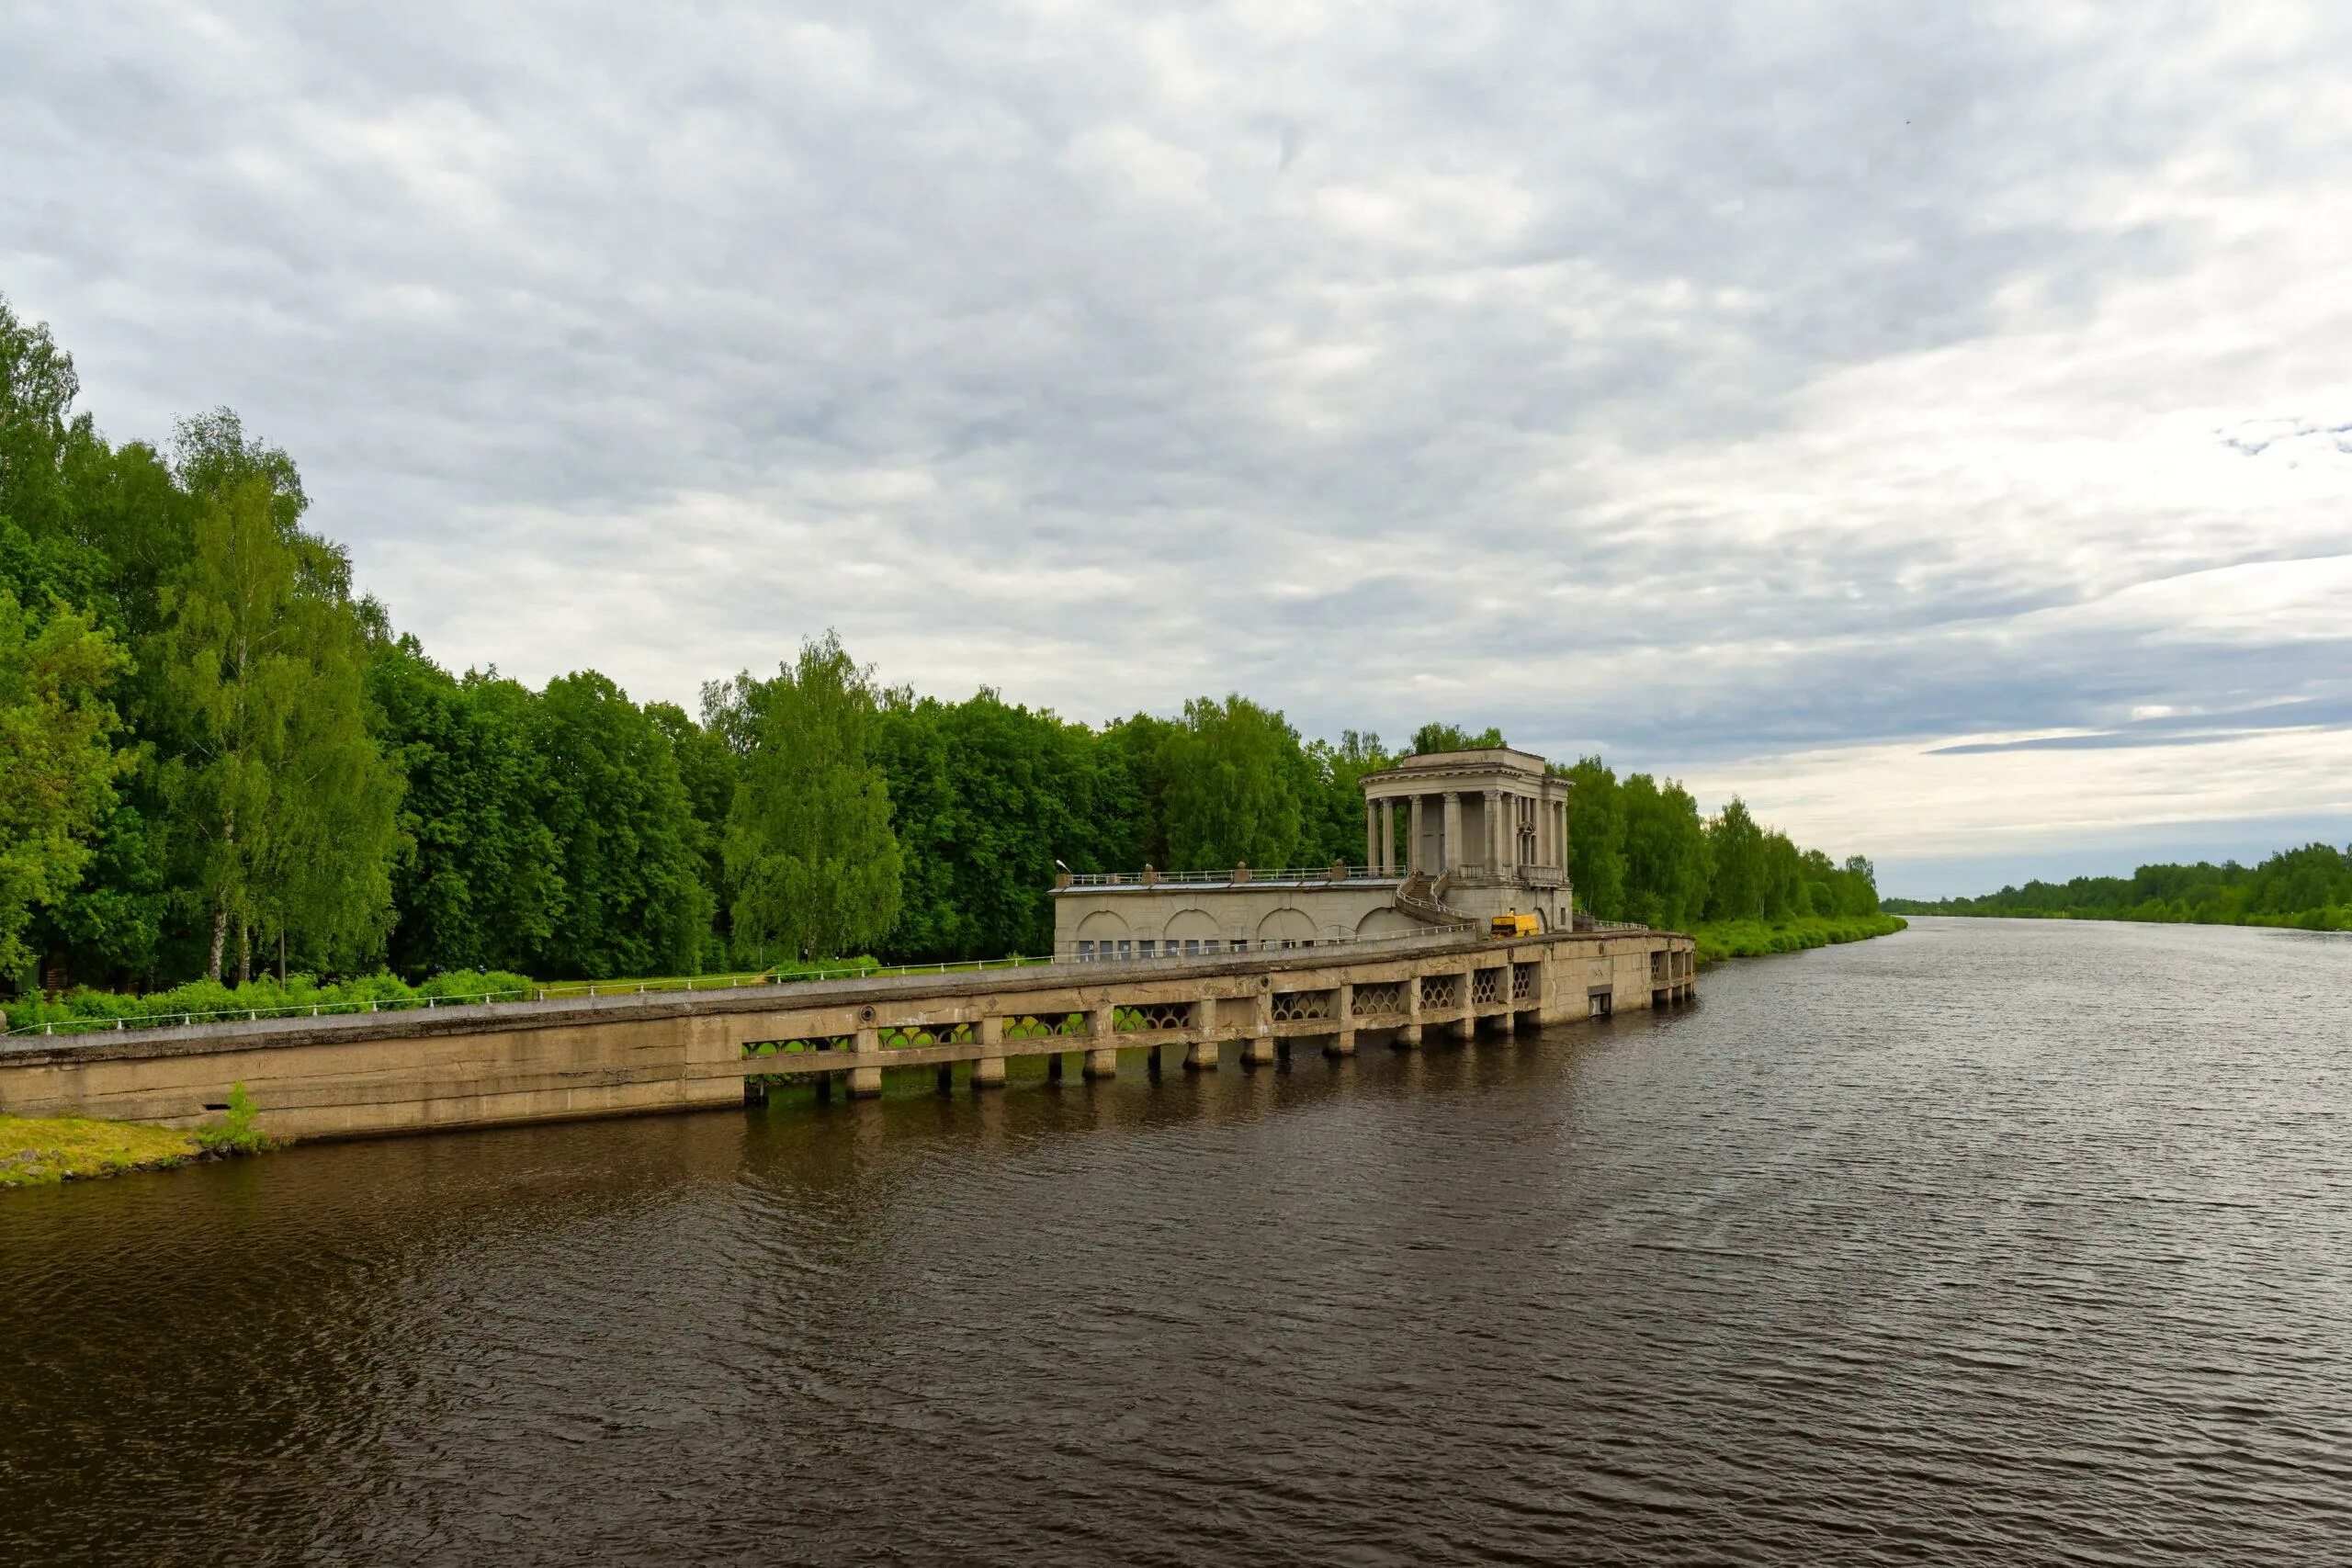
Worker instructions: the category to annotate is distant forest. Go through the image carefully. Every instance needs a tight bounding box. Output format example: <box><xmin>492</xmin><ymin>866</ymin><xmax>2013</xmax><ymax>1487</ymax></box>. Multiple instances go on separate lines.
<box><xmin>1884</xmin><ymin>843</ymin><xmax>2352</xmax><ymax>931</ymax></box>
<box><xmin>2</xmin><ymin>297</ymin><xmax>1878</xmax><ymax>995</ymax></box>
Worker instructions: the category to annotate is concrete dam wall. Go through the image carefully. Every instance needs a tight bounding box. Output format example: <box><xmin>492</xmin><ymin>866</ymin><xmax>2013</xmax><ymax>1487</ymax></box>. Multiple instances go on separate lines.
<box><xmin>0</xmin><ymin>931</ymin><xmax>1695</xmax><ymax>1145</ymax></box>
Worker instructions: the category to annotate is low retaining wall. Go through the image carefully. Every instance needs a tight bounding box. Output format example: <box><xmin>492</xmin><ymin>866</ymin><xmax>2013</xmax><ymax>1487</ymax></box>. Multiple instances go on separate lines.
<box><xmin>0</xmin><ymin>931</ymin><xmax>1695</xmax><ymax>1144</ymax></box>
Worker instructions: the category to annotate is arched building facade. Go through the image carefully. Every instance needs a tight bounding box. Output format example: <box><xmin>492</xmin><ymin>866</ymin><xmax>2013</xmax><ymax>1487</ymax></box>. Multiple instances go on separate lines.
<box><xmin>1050</xmin><ymin>746</ymin><xmax>1577</xmax><ymax>960</ymax></box>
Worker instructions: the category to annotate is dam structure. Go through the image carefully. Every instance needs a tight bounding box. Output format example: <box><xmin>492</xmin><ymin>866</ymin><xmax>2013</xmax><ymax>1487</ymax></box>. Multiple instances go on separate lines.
<box><xmin>0</xmin><ymin>746</ymin><xmax>1695</xmax><ymax>1145</ymax></box>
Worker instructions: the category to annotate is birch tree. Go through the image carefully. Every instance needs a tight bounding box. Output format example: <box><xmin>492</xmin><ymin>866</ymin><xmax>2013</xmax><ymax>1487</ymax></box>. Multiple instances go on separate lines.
<box><xmin>159</xmin><ymin>469</ymin><xmax>400</xmax><ymax>981</ymax></box>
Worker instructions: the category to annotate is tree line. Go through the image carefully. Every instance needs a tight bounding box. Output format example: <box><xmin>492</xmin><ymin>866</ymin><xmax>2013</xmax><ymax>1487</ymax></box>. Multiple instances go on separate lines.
<box><xmin>2</xmin><ymin>298</ymin><xmax>1879</xmax><ymax>995</ymax></box>
<box><xmin>1883</xmin><ymin>844</ymin><xmax>2352</xmax><ymax>931</ymax></box>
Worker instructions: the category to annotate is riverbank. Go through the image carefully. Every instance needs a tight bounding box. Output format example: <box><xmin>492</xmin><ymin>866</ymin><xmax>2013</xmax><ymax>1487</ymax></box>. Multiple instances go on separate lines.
<box><xmin>1690</xmin><ymin>912</ymin><xmax>1906</xmax><ymax>966</ymax></box>
<box><xmin>0</xmin><ymin>1115</ymin><xmax>200</xmax><ymax>1189</ymax></box>
<box><xmin>1881</xmin><ymin>902</ymin><xmax>2351</xmax><ymax>931</ymax></box>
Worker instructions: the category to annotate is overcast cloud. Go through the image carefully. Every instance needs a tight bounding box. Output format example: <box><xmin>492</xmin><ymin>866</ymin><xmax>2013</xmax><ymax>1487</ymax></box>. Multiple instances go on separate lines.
<box><xmin>6</xmin><ymin>1</ymin><xmax>2349</xmax><ymax>894</ymax></box>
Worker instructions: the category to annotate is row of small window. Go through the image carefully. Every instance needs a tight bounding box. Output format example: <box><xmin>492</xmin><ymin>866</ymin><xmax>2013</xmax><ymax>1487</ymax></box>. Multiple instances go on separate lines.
<box><xmin>1075</xmin><ymin>937</ymin><xmax>1321</xmax><ymax>961</ymax></box>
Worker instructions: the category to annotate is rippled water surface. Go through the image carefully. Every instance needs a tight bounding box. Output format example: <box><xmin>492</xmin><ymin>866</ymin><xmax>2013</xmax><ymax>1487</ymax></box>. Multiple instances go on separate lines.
<box><xmin>6</xmin><ymin>919</ymin><xmax>2351</xmax><ymax>1564</ymax></box>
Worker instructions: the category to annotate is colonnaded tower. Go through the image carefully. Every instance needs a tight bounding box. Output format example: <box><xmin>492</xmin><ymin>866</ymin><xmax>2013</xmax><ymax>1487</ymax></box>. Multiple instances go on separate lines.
<box><xmin>1051</xmin><ymin>746</ymin><xmax>1577</xmax><ymax>961</ymax></box>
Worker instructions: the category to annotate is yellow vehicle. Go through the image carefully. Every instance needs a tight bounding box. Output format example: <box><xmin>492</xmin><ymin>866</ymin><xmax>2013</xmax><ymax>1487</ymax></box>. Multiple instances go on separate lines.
<box><xmin>1489</xmin><ymin>912</ymin><xmax>1541</xmax><ymax>938</ymax></box>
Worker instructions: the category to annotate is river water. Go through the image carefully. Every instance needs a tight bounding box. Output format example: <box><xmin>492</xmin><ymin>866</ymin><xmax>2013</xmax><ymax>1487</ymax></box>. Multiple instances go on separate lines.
<box><xmin>5</xmin><ymin>918</ymin><xmax>2350</xmax><ymax>1564</ymax></box>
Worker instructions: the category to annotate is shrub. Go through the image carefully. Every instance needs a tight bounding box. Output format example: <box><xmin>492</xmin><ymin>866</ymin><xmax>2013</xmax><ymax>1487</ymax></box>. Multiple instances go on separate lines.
<box><xmin>195</xmin><ymin>1084</ymin><xmax>270</xmax><ymax>1156</ymax></box>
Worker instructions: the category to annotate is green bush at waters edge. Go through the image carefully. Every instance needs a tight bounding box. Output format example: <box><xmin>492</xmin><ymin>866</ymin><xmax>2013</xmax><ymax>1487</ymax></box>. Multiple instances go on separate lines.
<box><xmin>193</xmin><ymin>1083</ymin><xmax>269</xmax><ymax>1156</ymax></box>
<box><xmin>1690</xmin><ymin>912</ymin><xmax>1906</xmax><ymax>966</ymax></box>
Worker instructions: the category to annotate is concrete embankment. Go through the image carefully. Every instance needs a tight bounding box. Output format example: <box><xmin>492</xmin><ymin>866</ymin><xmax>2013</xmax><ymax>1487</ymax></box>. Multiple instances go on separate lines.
<box><xmin>0</xmin><ymin>930</ymin><xmax>1695</xmax><ymax>1147</ymax></box>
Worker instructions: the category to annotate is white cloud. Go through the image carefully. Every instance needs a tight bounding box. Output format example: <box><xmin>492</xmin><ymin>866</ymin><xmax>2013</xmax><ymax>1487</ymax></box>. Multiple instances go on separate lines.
<box><xmin>3</xmin><ymin>0</ymin><xmax>2349</xmax><ymax>892</ymax></box>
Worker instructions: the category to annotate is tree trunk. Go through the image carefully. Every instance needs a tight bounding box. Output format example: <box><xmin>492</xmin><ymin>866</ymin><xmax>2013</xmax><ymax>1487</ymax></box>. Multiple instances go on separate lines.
<box><xmin>237</xmin><ymin>923</ymin><xmax>252</xmax><ymax>987</ymax></box>
<box><xmin>209</xmin><ymin>810</ymin><xmax>239</xmax><ymax>983</ymax></box>
<box><xmin>277</xmin><ymin>930</ymin><xmax>287</xmax><ymax>985</ymax></box>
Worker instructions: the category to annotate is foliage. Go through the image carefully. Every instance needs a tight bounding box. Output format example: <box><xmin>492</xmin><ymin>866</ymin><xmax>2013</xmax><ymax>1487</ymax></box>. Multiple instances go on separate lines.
<box><xmin>1558</xmin><ymin>757</ymin><xmax>1626</xmax><ymax>919</ymax></box>
<box><xmin>1160</xmin><ymin>694</ymin><xmax>1307</xmax><ymax>873</ymax></box>
<box><xmin>1691</xmin><ymin>913</ymin><xmax>1907</xmax><ymax>965</ymax></box>
<box><xmin>716</xmin><ymin>633</ymin><xmax>902</xmax><ymax>963</ymax></box>
<box><xmin>1618</xmin><ymin>773</ymin><xmax>1713</xmax><ymax>930</ymax></box>
<box><xmin>873</xmin><ymin>688</ymin><xmax>1114</xmax><ymax>962</ymax></box>
<box><xmin>153</xmin><ymin>437</ymin><xmax>402</xmax><ymax>982</ymax></box>
<box><xmin>1301</xmin><ymin>730</ymin><xmax>1394</xmax><ymax>867</ymax></box>
<box><xmin>1884</xmin><ymin>843</ymin><xmax>2352</xmax><ymax>931</ymax></box>
<box><xmin>194</xmin><ymin>1082</ymin><xmax>269</xmax><ymax>1156</ymax></box>
<box><xmin>368</xmin><ymin>644</ymin><xmax>563</xmax><ymax>976</ymax></box>
<box><xmin>0</xmin><ymin>590</ymin><xmax>128</xmax><ymax>974</ymax></box>
<box><xmin>1703</xmin><ymin>797</ymin><xmax>1768</xmax><ymax>921</ymax></box>
<box><xmin>533</xmin><ymin>671</ymin><xmax>714</xmax><ymax>977</ymax></box>
<box><xmin>3</xmin><ymin>967</ymin><xmax>538</xmax><ymax>1032</ymax></box>
<box><xmin>1408</xmin><ymin>722</ymin><xmax>1505</xmax><ymax>754</ymax></box>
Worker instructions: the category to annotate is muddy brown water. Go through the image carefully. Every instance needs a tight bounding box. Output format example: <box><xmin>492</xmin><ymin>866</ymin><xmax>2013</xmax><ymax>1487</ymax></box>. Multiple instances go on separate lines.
<box><xmin>5</xmin><ymin>918</ymin><xmax>2349</xmax><ymax>1564</ymax></box>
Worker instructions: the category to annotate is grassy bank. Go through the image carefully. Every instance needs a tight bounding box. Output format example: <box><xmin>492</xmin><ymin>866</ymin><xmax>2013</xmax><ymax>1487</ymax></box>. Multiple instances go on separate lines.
<box><xmin>1690</xmin><ymin>912</ymin><xmax>1907</xmax><ymax>966</ymax></box>
<box><xmin>0</xmin><ymin>1115</ymin><xmax>200</xmax><ymax>1189</ymax></box>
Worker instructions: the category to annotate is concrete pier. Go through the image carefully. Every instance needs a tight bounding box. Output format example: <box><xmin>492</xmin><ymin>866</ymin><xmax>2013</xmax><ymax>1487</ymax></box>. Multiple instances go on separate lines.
<box><xmin>0</xmin><ymin>928</ymin><xmax>1696</xmax><ymax>1144</ymax></box>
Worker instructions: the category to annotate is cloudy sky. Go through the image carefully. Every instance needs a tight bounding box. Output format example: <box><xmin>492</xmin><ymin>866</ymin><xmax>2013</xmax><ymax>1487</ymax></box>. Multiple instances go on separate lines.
<box><xmin>6</xmin><ymin>1</ymin><xmax>2349</xmax><ymax>896</ymax></box>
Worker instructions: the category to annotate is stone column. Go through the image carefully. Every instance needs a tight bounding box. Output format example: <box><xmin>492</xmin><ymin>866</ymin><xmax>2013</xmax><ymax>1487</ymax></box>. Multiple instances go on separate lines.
<box><xmin>1082</xmin><ymin>1005</ymin><xmax>1118</xmax><ymax>1078</ymax></box>
<box><xmin>1408</xmin><ymin>795</ymin><xmax>1426</xmax><ymax>874</ymax></box>
<box><xmin>1243</xmin><ymin>988</ymin><xmax>1274</xmax><ymax>1066</ymax></box>
<box><xmin>973</xmin><ymin>1015</ymin><xmax>1006</xmax><ymax>1089</ymax></box>
<box><xmin>1364</xmin><ymin>801</ymin><xmax>1377</xmax><ymax>872</ymax></box>
<box><xmin>1327</xmin><ymin>982</ymin><xmax>1356</xmax><ymax>1057</ymax></box>
<box><xmin>1484</xmin><ymin>788</ymin><xmax>1503</xmax><ymax>874</ymax></box>
<box><xmin>847</xmin><ymin>1021</ymin><xmax>883</xmax><ymax>1097</ymax></box>
<box><xmin>1441</xmin><ymin>792</ymin><xmax>1462</xmax><ymax>874</ymax></box>
<box><xmin>1184</xmin><ymin>991</ymin><xmax>1219</xmax><ymax>1070</ymax></box>
<box><xmin>1378</xmin><ymin>799</ymin><xmax>1396</xmax><ymax>875</ymax></box>
<box><xmin>1556</xmin><ymin>797</ymin><xmax>1569</xmax><ymax>868</ymax></box>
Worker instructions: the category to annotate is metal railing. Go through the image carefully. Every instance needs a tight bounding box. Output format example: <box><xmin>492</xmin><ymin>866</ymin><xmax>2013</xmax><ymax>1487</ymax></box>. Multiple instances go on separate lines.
<box><xmin>1060</xmin><ymin>864</ymin><xmax>1390</xmax><ymax>888</ymax></box>
<box><xmin>1068</xmin><ymin>921</ymin><xmax>1480</xmax><ymax>961</ymax></box>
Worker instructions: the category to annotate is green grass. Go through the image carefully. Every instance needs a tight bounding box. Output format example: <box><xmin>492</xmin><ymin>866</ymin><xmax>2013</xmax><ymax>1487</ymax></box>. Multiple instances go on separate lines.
<box><xmin>0</xmin><ymin>1114</ymin><xmax>200</xmax><ymax>1188</ymax></box>
<box><xmin>1690</xmin><ymin>912</ymin><xmax>1907</xmax><ymax>966</ymax></box>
